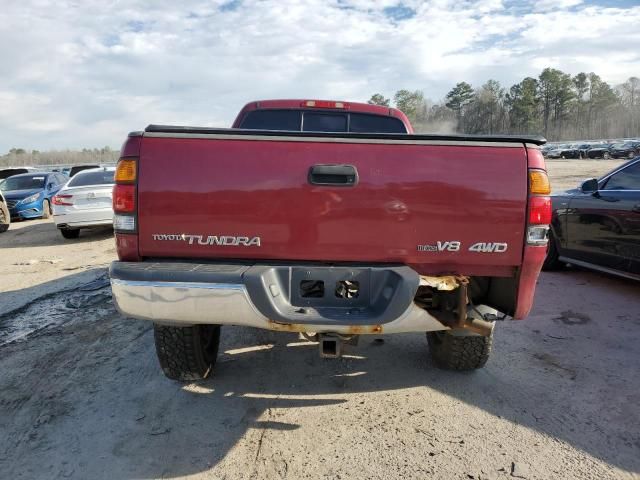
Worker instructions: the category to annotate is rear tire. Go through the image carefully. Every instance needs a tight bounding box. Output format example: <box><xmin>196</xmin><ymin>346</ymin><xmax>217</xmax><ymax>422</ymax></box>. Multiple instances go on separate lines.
<box><xmin>542</xmin><ymin>230</ymin><xmax>563</xmax><ymax>270</ymax></box>
<box><xmin>427</xmin><ymin>330</ymin><xmax>492</xmax><ymax>370</ymax></box>
<box><xmin>603</xmin><ymin>151</ymin><xmax>610</xmax><ymax>159</ymax></box>
<box><xmin>153</xmin><ymin>324</ymin><xmax>221</xmax><ymax>381</ymax></box>
<box><xmin>41</xmin><ymin>199</ymin><xmax>51</xmax><ymax>219</ymax></box>
<box><xmin>60</xmin><ymin>228</ymin><xmax>80</xmax><ymax>239</ymax></box>
<box><xmin>628</xmin><ymin>151</ymin><xmax>635</xmax><ymax>159</ymax></box>
<box><xmin>0</xmin><ymin>202</ymin><xmax>10</xmax><ymax>233</ymax></box>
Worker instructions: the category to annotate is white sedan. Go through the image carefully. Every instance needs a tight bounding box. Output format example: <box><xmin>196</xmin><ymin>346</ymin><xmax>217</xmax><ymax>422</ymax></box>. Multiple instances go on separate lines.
<box><xmin>52</xmin><ymin>167</ymin><xmax>115</xmax><ymax>239</ymax></box>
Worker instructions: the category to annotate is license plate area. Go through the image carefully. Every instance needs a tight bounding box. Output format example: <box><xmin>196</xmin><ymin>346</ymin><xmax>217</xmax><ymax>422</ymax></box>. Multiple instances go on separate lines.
<box><xmin>290</xmin><ymin>267</ymin><xmax>371</xmax><ymax>308</ymax></box>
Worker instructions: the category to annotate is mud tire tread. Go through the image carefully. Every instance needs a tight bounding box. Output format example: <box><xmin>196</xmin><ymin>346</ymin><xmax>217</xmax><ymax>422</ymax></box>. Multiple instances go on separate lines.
<box><xmin>427</xmin><ymin>331</ymin><xmax>492</xmax><ymax>370</ymax></box>
<box><xmin>153</xmin><ymin>324</ymin><xmax>220</xmax><ymax>381</ymax></box>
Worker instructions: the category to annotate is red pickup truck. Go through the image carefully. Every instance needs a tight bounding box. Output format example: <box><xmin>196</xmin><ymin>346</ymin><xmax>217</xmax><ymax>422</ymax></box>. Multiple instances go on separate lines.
<box><xmin>109</xmin><ymin>99</ymin><xmax>551</xmax><ymax>381</ymax></box>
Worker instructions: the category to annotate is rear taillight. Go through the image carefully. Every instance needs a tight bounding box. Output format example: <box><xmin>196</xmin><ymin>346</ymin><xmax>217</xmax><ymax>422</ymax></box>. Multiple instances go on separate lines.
<box><xmin>113</xmin><ymin>157</ymin><xmax>137</xmax><ymax>232</ymax></box>
<box><xmin>113</xmin><ymin>184</ymin><xmax>136</xmax><ymax>212</ymax></box>
<box><xmin>528</xmin><ymin>195</ymin><xmax>552</xmax><ymax>224</ymax></box>
<box><xmin>527</xmin><ymin>169</ymin><xmax>551</xmax><ymax>246</ymax></box>
<box><xmin>52</xmin><ymin>194</ymin><xmax>73</xmax><ymax>206</ymax></box>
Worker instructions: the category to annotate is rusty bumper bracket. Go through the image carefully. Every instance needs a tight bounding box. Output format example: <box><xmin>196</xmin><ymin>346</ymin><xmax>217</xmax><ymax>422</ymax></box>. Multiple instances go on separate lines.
<box><xmin>451</xmin><ymin>279</ymin><xmax>494</xmax><ymax>337</ymax></box>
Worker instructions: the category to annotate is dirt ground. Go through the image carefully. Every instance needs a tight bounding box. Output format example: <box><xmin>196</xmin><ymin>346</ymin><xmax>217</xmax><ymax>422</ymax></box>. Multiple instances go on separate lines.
<box><xmin>0</xmin><ymin>158</ymin><xmax>638</xmax><ymax>480</ymax></box>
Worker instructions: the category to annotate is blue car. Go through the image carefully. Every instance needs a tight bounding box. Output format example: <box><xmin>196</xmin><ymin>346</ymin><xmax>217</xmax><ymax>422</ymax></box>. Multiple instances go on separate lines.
<box><xmin>2</xmin><ymin>172</ymin><xmax>67</xmax><ymax>220</ymax></box>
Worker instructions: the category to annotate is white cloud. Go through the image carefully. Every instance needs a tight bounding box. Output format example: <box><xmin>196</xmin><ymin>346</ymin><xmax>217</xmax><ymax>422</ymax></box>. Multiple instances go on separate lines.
<box><xmin>0</xmin><ymin>0</ymin><xmax>639</xmax><ymax>151</ymax></box>
<box><xmin>533</xmin><ymin>0</ymin><xmax>583</xmax><ymax>12</ymax></box>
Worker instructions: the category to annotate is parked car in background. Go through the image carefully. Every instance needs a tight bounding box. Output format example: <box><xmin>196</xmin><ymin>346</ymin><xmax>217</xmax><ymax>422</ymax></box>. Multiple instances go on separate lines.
<box><xmin>584</xmin><ymin>143</ymin><xmax>612</xmax><ymax>159</ymax></box>
<box><xmin>545</xmin><ymin>157</ymin><xmax>640</xmax><ymax>279</ymax></box>
<box><xmin>0</xmin><ymin>167</ymin><xmax>38</xmax><ymax>181</ymax></box>
<box><xmin>52</xmin><ymin>167</ymin><xmax>115</xmax><ymax>238</ymax></box>
<box><xmin>0</xmin><ymin>190</ymin><xmax>10</xmax><ymax>233</ymax></box>
<box><xmin>541</xmin><ymin>145</ymin><xmax>555</xmax><ymax>157</ymax></box>
<box><xmin>547</xmin><ymin>144</ymin><xmax>580</xmax><ymax>159</ymax></box>
<box><xmin>574</xmin><ymin>143</ymin><xmax>593</xmax><ymax>158</ymax></box>
<box><xmin>609</xmin><ymin>141</ymin><xmax>640</xmax><ymax>159</ymax></box>
<box><xmin>2</xmin><ymin>172</ymin><xmax>67</xmax><ymax>220</ymax></box>
<box><xmin>69</xmin><ymin>164</ymin><xmax>100</xmax><ymax>177</ymax></box>
<box><xmin>544</xmin><ymin>145</ymin><xmax>562</xmax><ymax>158</ymax></box>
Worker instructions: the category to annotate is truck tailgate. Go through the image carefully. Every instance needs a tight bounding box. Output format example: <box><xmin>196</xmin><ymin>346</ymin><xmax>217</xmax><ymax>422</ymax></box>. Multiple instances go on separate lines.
<box><xmin>137</xmin><ymin>133</ymin><xmax>528</xmax><ymax>272</ymax></box>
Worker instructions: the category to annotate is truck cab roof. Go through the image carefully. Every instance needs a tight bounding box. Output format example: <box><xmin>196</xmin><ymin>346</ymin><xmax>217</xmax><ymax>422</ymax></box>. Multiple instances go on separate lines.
<box><xmin>231</xmin><ymin>99</ymin><xmax>414</xmax><ymax>134</ymax></box>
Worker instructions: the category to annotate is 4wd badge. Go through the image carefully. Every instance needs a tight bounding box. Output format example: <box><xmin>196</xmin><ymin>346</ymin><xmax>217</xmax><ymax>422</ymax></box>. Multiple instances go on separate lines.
<box><xmin>417</xmin><ymin>241</ymin><xmax>508</xmax><ymax>253</ymax></box>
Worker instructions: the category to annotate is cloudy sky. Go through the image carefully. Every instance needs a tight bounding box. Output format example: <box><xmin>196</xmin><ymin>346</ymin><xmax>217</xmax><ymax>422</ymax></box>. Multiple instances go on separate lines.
<box><xmin>1</xmin><ymin>0</ymin><xmax>639</xmax><ymax>151</ymax></box>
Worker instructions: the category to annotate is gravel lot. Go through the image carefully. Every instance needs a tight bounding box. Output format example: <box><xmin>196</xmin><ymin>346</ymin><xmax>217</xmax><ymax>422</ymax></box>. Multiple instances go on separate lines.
<box><xmin>0</xmin><ymin>158</ymin><xmax>638</xmax><ymax>480</ymax></box>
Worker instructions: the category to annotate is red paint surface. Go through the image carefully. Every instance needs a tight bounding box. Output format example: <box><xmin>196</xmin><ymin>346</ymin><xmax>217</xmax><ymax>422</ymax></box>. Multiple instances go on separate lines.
<box><xmin>136</xmin><ymin>136</ymin><xmax>530</xmax><ymax>276</ymax></box>
<box><xmin>120</xmin><ymin>135</ymin><xmax>142</xmax><ymax>158</ymax></box>
<box><xmin>513</xmin><ymin>245</ymin><xmax>547</xmax><ymax>319</ymax></box>
<box><xmin>526</xmin><ymin>147</ymin><xmax>546</xmax><ymax>170</ymax></box>
<box><xmin>115</xmin><ymin>233</ymin><xmax>140</xmax><ymax>261</ymax></box>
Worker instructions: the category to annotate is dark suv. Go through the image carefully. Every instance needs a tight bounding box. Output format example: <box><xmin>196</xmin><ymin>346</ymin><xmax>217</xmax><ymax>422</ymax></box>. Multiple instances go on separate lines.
<box><xmin>609</xmin><ymin>142</ymin><xmax>640</xmax><ymax>159</ymax></box>
<box><xmin>546</xmin><ymin>157</ymin><xmax>640</xmax><ymax>279</ymax></box>
<box><xmin>585</xmin><ymin>143</ymin><xmax>613</xmax><ymax>159</ymax></box>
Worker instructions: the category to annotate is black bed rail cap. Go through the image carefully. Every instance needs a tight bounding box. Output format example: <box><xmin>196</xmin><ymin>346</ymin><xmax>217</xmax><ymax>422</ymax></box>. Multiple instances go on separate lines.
<box><xmin>144</xmin><ymin>124</ymin><xmax>546</xmax><ymax>145</ymax></box>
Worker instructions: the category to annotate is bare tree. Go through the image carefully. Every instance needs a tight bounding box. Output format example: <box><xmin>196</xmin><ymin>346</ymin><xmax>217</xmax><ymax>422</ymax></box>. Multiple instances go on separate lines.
<box><xmin>386</xmin><ymin>69</ymin><xmax>639</xmax><ymax>141</ymax></box>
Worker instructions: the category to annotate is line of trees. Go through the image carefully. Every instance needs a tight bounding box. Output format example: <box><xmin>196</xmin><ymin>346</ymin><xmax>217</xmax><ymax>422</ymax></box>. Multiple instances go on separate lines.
<box><xmin>369</xmin><ymin>68</ymin><xmax>640</xmax><ymax>141</ymax></box>
<box><xmin>0</xmin><ymin>147</ymin><xmax>119</xmax><ymax>168</ymax></box>
<box><xmin>3</xmin><ymin>67</ymin><xmax>638</xmax><ymax>165</ymax></box>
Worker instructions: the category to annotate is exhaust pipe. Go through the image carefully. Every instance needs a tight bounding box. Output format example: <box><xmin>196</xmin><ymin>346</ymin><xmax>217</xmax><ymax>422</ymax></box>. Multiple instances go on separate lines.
<box><xmin>464</xmin><ymin>317</ymin><xmax>494</xmax><ymax>336</ymax></box>
<box><xmin>319</xmin><ymin>334</ymin><xmax>341</xmax><ymax>358</ymax></box>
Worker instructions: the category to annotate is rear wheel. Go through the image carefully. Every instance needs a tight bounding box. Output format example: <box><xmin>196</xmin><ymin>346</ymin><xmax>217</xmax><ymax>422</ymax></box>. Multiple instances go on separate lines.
<box><xmin>153</xmin><ymin>324</ymin><xmax>221</xmax><ymax>381</ymax></box>
<box><xmin>0</xmin><ymin>202</ymin><xmax>10</xmax><ymax>233</ymax></box>
<box><xmin>542</xmin><ymin>230</ymin><xmax>563</xmax><ymax>270</ymax></box>
<box><xmin>60</xmin><ymin>228</ymin><xmax>80</xmax><ymax>239</ymax></box>
<box><xmin>41</xmin><ymin>199</ymin><xmax>51</xmax><ymax>219</ymax></box>
<box><xmin>603</xmin><ymin>151</ymin><xmax>610</xmax><ymax>159</ymax></box>
<box><xmin>427</xmin><ymin>329</ymin><xmax>492</xmax><ymax>370</ymax></box>
<box><xmin>628</xmin><ymin>151</ymin><xmax>635</xmax><ymax>159</ymax></box>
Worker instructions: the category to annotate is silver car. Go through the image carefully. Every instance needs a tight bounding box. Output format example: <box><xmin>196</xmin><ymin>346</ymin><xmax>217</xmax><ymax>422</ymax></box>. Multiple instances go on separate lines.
<box><xmin>52</xmin><ymin>167</ymin><xmax>115</xmax><ymax>239</ymax></box>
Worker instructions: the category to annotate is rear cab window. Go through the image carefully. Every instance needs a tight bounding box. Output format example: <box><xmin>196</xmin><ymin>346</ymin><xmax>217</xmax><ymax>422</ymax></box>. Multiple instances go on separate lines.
<box><xmin>303</xmin><ymin>112</ymin><xmax>347</xmax><ymax>132</ymax></box>
<box><xmin>239</xmin><ymin>109</ymin><xmax>407</xmax><ymax>134</ymax></box>
<box><xmin>240</xmin><ymin>110</ymin><xmax>301</xmax><ymax>130</ymax></box>
<box><xmin>349</xmin><ymin>113</ymin><xmax>407</xmax><ymax>133</ymax></box>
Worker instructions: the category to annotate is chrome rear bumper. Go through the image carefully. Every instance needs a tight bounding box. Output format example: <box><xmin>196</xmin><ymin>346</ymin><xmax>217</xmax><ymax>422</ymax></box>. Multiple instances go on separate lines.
<box><xmin>109</xmin><ymin>261</ymin><xmax>449</xmax><ymax>334</ymax></box>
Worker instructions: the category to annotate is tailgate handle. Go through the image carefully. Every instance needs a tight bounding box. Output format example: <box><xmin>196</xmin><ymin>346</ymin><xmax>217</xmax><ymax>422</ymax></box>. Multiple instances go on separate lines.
<box><xmin>308</xmin><ymin>164</ymin><xmax>358</xmax><ymax>186</ymax></box>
